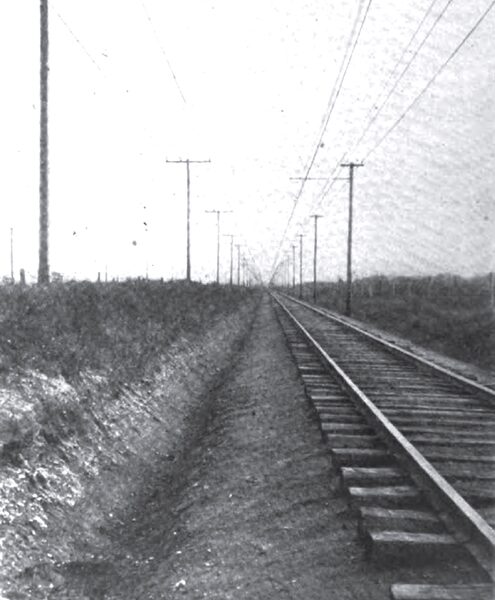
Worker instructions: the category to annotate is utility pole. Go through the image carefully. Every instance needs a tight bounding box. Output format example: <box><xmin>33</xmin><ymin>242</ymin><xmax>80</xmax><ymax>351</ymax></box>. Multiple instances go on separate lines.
<box><xmin>291</xmin><ymin>243</ymin><xmax>296</xmax><ymax>292</ymax></box>
<box><xmin>223</xmin><ymin>234</ymin><xmax>234</xmax><ymax>286</ymax></box>
<box><xmin>341</xmin><ymin>162</ymin><xmax>364</xmax><ymax>316</ymax></box>
<box><xmin>297</xmin><ymin>233</ymin><xmax>304</xmax><ymax>299</ymax></box>
<box><xmin>205</xmin><ymin>209</ymin><xmax>232</xmax><ymax>283</ymax></box>
<box><xmin>166</xmin><ymin>158</ymin><xmax>211</xmax><ymax>281</ymax></box>
<box><xmin>10</xmin><ymin>228</ymin><xmax>14</xmax><ymax>283</ymax></box>
<box><xmin>310</xmin><ymin>215</ymin><xmax>323</xmax><ymax>303</ymax></box>
<box><xmin>235</xmin><ymin>244</ymin><xmax>242</xmax><ymax>286</ymax></box>
<box><xmin>38</xmin><ymin>0</ymin><xmax>49</xmax><ymax>284</ymax></box>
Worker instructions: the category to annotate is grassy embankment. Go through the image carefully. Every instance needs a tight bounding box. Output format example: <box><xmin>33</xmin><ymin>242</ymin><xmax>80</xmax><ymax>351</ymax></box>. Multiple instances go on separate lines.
<box><xmin>302</xmin><ymin>274</ymin><xmax>494</xmax><ymax>371</ymax></box>
<box><xmin>0</xmin><ymin>280</ymin><xmax>256</xmax><ymax>383</ymax></box>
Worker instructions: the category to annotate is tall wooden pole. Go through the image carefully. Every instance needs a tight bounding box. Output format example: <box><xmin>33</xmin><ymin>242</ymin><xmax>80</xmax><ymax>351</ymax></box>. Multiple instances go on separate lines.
<box><xmin>229</xmin><ymin>235</ymin><xmax>233</xmax><ymax>286</ymax></box>
<box><xmin>298</xmin><ymin>234</ymin><xmax>304</xmax><ymax>299</ymax></box>
<box><xmin>205</xmin><ymin>209</ymin><xmax>232</xmax><ymax>283</ymax></box>
<box><xmin>311</xmin><ymin>215</ymin><xmax>322</xmax><ymax>303</ymax></box>
<box><xmin>236</xmin><ymin>244</ymin><xmax>241</xmax><ymax>285</ymax></box>
<box><xmin>166</xmin><ymin>158</ymin><xmax>210</xmax><ymax>281</ymax></box>
<box><xmin>341</xmin><ymin>162</ymin><xmax>363</xmax><ymax>316</ymax></box>
<box><xmin>292</xmin><ymin>244</ymin><xmax>296</xmax><ymax>292</ymax></box>
<box><xmin>223</xmin><ymin>234</ymin><xmax>234</xmax><ymax>286</ymax></box>
<box><xmin>186</xmin><ymin>159</ymin><xmax>190</xmax><ymax>281</ymax></box>
<box><xmin>38</xmin><ymin>0</ymin><xmax>49</xmax><ymax>284</ymax></box>
<box><xmin>10</xmin><ymin>228</ymin><xmax>14</xmax><ymax>283</ymax></box>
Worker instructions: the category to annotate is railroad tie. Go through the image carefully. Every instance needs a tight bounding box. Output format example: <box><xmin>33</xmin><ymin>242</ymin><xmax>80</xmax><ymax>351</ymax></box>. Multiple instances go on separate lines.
<box><xmin>390</xmin><ymin>583</ymin><xmax>495</xmax><ymax>600</ymax></box>
<box><xmin>357</xmin><ymin>507</ymin><xmax>444</xmax><ymax>537</ymax></box>
<box><xmin>366</xmin><ymin>531</ymin><xmax>462</xmax><ymax>561</ymax></box>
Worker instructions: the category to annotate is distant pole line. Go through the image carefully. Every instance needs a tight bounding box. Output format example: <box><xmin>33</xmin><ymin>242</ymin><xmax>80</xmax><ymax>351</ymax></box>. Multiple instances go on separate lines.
<box><xmin>205</xmin><ymin>209</ymin><xmax>232</xmax><ymax>284</ymax></box>
<box><xmin>297</xmin><ymin>233</ymin><xmax>304</xmax><ymax>299</ymax></box>
<box><xmin>341</xmin><ymin>162</ymin><xmax>364</xmax><ymax>316</ymax></box>
<box><xmin>38</xmin><ymin>0</ymin><xmax>50</xmax><ymax>284</ymax></box>
<box><xmin>235</xmin><ymin>244</ymin><xmax>241</xmax><ymax>286</ymax></box>
<box><xmin>10</xmin><ymin>228</ymin><xmax>14</xmax><ymax>283</ymax></box>
<box><xmin>310</xmin><ymin>215</ymin><xmax>323</xmax><ymax>303</ymax></box>
<box><xmin>223</xmin><ymin>234</ymin><xmax>234</xmax><ymax>286</ymax></box>
<box><xmin>166</xmin><ymin>159</ymin><xmax>210</xmax><ymax>281</ymax></box>
<box><xmin>292</xmin><ymin>243</ymin><xmax>296</xmax><ymax>292</ymax></box>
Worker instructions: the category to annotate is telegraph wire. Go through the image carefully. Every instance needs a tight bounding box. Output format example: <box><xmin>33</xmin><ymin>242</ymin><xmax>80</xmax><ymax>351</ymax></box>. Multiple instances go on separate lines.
<box><xmin>350</xmin><ymin>0</ymin><xmax>440</xmax><ymax>156</ymax></box>
<box><xmin>365</xmin><ymin>0</ymin><xmax>495</xmax><ymax>159</ymax></box>
<box><xmin>380</xmin><ymin>0</ymin><xmax>439</xmax><ymax>95</ymax></box>
<box><xmin>268</xmin><ymin>0</ymin><xmax>373</xmax><ymax>283</ymax></box>
<box><xmin>350</xmin><ymin>0</ymin><xmax>455</xmax><ymax>158</ymax></box>
<box><xmin>309</xmin><ymin>0</ymin><xmax>480</xmax><ymax>213</ymax></box>
<box><xmin>313</xmin><ymin>0</ymin><xmax>451</xmax><ymax>206</ymax></box>
<box><xmin>298</xmin><ymin>0</ymin><xmax>373</xmax><ymax>199</ymax></box>
<box><xmin>50</xmin><ymin>2</ymin><xmax>102</xmax><ymax>72</ymax></box>
<box><xmin>138</xmin><ymin>0</ymin><xmax>187</xmax><ymax>104</ymax></box>
<box><xmin>299</xmin><ymin>0</ymin><xmax>370</xmax><ymax>188</ymax></box>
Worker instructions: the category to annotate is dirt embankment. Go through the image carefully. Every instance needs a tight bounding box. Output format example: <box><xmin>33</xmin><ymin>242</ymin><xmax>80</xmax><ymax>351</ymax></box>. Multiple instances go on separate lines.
<box><xmin>0</xmin><ymin>296</ymin><xmax>258</xmax><ymax>598</ymax></box>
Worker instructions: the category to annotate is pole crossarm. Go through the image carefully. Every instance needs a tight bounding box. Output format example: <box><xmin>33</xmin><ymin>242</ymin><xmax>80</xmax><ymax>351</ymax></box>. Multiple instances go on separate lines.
<box><xmin>289</xmin><ymin>177</ymin><xmax>329</xmax><ymax>181</ymax></box>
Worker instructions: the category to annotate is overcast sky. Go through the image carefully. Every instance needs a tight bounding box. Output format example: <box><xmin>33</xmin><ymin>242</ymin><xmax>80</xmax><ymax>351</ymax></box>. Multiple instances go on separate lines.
<box><xmin>1</xmin><ymin>0</ymin><xmax>494</xmax><ymax>283</ymax></box>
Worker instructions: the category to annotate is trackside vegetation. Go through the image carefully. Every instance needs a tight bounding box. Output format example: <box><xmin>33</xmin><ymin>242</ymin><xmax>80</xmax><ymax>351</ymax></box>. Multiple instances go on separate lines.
<box><xmin>0</xmin><ymin>280</ymin><xmax>256</xmax><ymax>382</ymax></box>
<box><xmin>303</xmin><ymin>274</ymin><xmax>494</xmax><ymax>371</ymax></box>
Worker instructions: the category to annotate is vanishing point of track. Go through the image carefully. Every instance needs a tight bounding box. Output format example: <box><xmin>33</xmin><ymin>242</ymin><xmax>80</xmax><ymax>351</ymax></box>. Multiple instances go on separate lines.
<box><xmin>272</xmin><ymin>292</ymin><xmax>495</xmax><ymax>600</ymax></box>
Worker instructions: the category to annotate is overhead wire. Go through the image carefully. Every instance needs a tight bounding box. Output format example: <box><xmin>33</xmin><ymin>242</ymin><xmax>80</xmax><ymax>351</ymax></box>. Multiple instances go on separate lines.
<box><xmin>349</xmin><ymin>0</ymin><xmax>456</xmax><ymax>158</ymax></box>
<box><xmin>298</xmin><ymin>0</ymin><xmax>372</xmax><ymax>195</ymax></box>
<box><xmin>309</xmin><ymin>0</ymin><xmax>463</xmax><ymax>213</ymax></box>
<box><xmin>50</xmin><ymin>2</ymin><xmax>102</xmax><ymax>72</ymax></box>
<box><xmin>268</xmin><ymin>0</ymin><xmax>374</xmax><ymax>283</ymax></box>
<box><xmin>351</xmin><ymin>0</ymin><xmax>440</xmax><ymax>153</ymax></box>
<box><xmin>138</xmin><ymin>0</ymin><xmax>187</xmax><ymax>104</ymax></box>
<box><xmin>364</xmin><ymin>0</ymin><xmax>495</xmax><ymax>159</ymax></box>
<box><xmin>302</xmin><ymin>0</ymin><xmax>493</xmax><ymax>282</ymax></box>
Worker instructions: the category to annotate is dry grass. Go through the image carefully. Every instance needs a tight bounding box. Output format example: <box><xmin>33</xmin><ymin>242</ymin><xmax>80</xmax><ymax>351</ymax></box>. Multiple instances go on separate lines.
<box><xmin>305</xmin><ymin>274</ymin><xmax>494</xmax><ymax>370</ymax></box>
<box><xmin>0</xmin><ymin>280</ymin><xmax>256</xmax><ymax>382</ymax></box>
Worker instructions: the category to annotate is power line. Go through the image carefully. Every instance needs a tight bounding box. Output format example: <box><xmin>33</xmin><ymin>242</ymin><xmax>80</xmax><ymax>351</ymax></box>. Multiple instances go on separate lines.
<box><xmin>268</xmin><ymin>0</ymin><xmax>373</xmax><ymax>282</ymax></box>
<box><xmin>379</xmin><ymin>0</ymin><xmax>440</xmax><ymax>94</ymax></box>
<box><xmin>138</xmin><ymin>0</ymin><xmax>187</xmax><ymax>104</ymax></box>
<box><xmin>365</xmin><ymin>0</ymin><xmax>495</xmax><ymax>159</ymax></box>
<box><xmin>309</xmin><ymin>0</ymin><xmax>489</xmax><ymax>215</ymax></box>
<box><xmin>299</xmin><ymin>0</ymin><xmax>372</xmax><ymax>190</ymax></box>
<box><xmin>50</xmin><ymin>2</ymin><xmax>102</xmax><ymax>72</ymax></box>
<box><xmin>313</xmin><ymin>2</ymin><xmax>447</xmax><ymax>204</ymax></box>
<box><xmin>350</xmin><ymin>0</ymin><xmax>455</xmax><ymax>157</ymax></box>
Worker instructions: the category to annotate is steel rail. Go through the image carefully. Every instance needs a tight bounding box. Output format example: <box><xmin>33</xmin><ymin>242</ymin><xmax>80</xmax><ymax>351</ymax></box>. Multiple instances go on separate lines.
<box><xmin>272</xmin><ymin>292</ymin><xmax>495</xmax><ymax>577</ymax></box>
<box><xmin>278</xmin><ymin>292</ymin><xmax>495</xmax><ymax>406</ymax></box>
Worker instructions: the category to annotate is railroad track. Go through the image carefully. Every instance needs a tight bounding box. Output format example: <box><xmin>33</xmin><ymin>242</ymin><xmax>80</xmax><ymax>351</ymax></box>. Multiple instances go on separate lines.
<box><xmin>271</xmin><ymin>292</ymin><xmax>495</xmax><ymax>600</ymax></box>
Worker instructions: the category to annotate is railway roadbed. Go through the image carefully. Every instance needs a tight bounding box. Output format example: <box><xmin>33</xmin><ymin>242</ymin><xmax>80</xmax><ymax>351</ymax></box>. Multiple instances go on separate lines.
<box><xmin>49</xmin><ymin>296</ymin><xmax>483</xmax><ymax>599</ymax></box>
